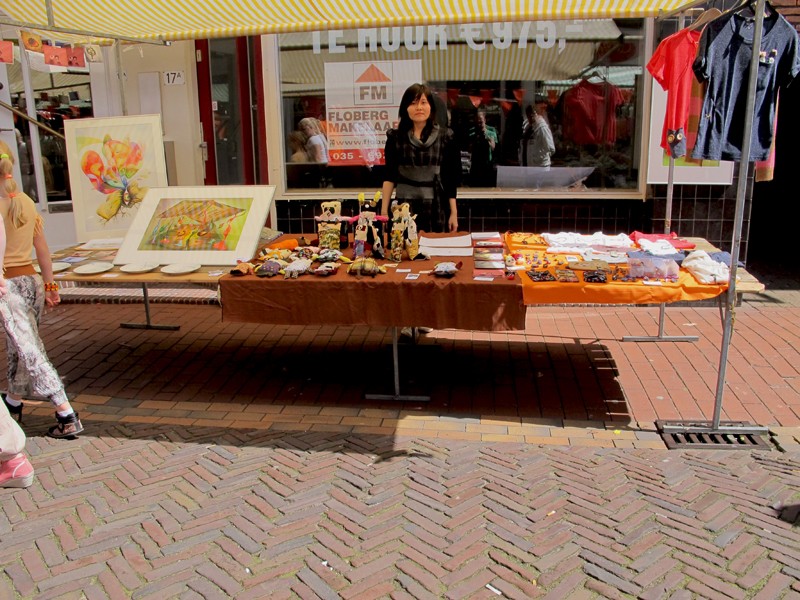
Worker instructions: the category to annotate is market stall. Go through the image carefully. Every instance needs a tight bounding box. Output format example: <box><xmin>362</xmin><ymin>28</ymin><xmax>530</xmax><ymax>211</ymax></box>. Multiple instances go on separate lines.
<box><xmin>8</xmin><ymin>0</ymin><xmax>786</xmax><ymax>435</ymax></box>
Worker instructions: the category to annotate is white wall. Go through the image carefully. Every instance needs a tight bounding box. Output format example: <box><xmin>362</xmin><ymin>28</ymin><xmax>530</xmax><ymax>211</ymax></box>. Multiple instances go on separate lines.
<box><xmin>94</xmin><ymin>41</ymin><xmax>204</xmax><ymax>187</ymax></box>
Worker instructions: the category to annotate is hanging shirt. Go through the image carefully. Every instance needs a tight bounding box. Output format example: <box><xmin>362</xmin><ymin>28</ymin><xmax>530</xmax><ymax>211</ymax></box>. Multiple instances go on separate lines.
<box><xmin>562</xmin><ymin>80</ymin><xmax>625</xmax><ymax>146</ymax></box>
<box><xmin>647</xmin><ymin>28</ymin><xmax>703</xmax><ymax>158</ymax></box>
<box><xmin>692</xmin><ymin>10</ymin><xmax>800</xmax><ymax>162</ymax></box>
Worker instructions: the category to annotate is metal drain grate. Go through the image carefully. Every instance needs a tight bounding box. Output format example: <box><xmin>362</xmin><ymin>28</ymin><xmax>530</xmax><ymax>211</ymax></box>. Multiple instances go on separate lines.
<box><xmin>656</xmin><ymin>420</ymin><xmax>772</xmax><ymax>450</ymax></box>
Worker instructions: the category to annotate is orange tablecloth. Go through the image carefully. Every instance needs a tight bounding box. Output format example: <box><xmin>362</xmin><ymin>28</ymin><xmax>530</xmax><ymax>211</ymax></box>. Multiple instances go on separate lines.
<box><xmin>517</xmin><ymin>270</ymin><xmax>726</xmax><ymax>305</ymax></box>
<box><xmin>504</xmin><ymin>232</ymin><xmax>728</xmax><ymax>305</ymax></box>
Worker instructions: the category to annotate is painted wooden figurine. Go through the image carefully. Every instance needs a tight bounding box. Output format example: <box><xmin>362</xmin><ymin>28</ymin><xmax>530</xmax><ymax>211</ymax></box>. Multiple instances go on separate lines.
<box><xmin>316</xmin><ymin>200</ymin><xmax>346</xmax><ymax>250</ymax></box>
<box><xmin>350</xmin><ymin>192</ymin><xmax>387</xmax><ymax>259</ymax></box>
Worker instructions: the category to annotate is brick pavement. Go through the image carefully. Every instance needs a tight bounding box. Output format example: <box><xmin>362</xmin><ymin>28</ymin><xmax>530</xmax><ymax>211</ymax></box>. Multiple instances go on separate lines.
<box><xmin>0</xmin><ymin>290</ymin><xmax>799</xmax><ymax>597</ymax></box>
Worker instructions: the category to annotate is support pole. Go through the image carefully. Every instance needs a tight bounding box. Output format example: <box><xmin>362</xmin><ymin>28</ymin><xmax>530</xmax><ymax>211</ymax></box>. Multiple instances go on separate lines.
<box><xmin>710</xmin><ymin>0</ymin><xmax>766</xmax><ymax>431</ymax></box>
<box><xmin>120</xmin><ymin>283</ymin><xmax>180</xmax><ymax>331</ymax></box>
<box><xmin>365</xmin><ymin>327</ymin><xmax>431</xmax><ymax>402</ymax></box>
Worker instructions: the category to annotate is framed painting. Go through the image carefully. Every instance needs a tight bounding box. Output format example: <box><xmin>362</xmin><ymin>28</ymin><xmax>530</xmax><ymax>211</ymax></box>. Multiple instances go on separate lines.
<box><xmin>646</xmin><ymin>84</ymin><xmax>734</xmax><ymax>185</ymax></box>
<box><xmin>65</xmin><ymin>114</ymin><xmax>168</xmax><ymax>241</ymax></box>
<box><xmin>113</xmin><ymin>186</ymin><xmax>276</xmax><ymax>266</ymax></box>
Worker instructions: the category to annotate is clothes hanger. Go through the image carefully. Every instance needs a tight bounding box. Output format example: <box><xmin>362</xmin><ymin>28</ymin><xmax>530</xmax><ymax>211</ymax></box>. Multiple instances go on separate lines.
<box><xmin>687</xmin><ymin>7</ymin><xmax>722</xmax><ymax>30</ymax></box>
<box><xmin>581</xmin><ymin>67</ymin><xmax>609</xmax><ymax>83</ymax></box>
<box><xmin>726</xmin><ymin>0</ymin><xmax>774</xmax><ymax>17</ymax></box>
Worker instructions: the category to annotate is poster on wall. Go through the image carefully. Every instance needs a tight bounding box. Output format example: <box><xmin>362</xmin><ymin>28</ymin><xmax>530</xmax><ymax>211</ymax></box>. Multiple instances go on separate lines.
<box><xmin>324</xmin><ymin>59</ymin><xmax>422</xmax><ymax>167</ymax></box>
<box><xmin>113</xmin><ymin>186</ymin><xmax>275</xmax><ymax>266</ymax></box>
<box><xmin>65</xmin><ymin>114</ymin><xmax>168</xmax><ymax>241</ymax></box>
<box><xmin>646</xmin><ymin>84</ymin><xmax>734</xmax><ymax>185</ymax></box>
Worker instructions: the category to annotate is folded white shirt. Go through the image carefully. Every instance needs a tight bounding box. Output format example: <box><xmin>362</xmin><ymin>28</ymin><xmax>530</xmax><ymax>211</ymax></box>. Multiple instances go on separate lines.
<box><xmin>682</xmin><ymin>250</ymin><xmax>729</xmax><ymax>284</ymax></box>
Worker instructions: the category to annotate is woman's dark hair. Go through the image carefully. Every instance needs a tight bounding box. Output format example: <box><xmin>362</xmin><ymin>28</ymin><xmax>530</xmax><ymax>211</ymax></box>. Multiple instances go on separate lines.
<box><xmin>397</xmin><ymin>83</ymin><xmax>437</xmax><ymax>140</ymax></box>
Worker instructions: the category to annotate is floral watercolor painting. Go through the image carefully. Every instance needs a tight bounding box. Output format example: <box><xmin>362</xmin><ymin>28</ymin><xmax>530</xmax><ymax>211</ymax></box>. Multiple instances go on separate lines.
<box><xmin>65</xmin><ymin>115</ymin><xmax>167</xmax><ymax>241</ymax></box>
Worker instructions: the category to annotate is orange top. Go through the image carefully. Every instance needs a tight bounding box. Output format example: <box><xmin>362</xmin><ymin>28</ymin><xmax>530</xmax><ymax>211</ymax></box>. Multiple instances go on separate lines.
<box><xmin>0</xmin><ymin>191</ymin><xmax>43</xmax><ymax>269</ymax></box>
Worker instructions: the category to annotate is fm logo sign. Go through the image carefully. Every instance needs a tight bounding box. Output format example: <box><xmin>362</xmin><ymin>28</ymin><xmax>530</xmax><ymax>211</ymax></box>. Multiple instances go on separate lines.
<box><xmin>354</xmin><ymin>63</ymin><xmax>392</xmax><ymax>105</ymax></box>
<box><xmin>357</xmin><ymin>85</ymin><xmax>388</xmax><ymax>102</ymax></box>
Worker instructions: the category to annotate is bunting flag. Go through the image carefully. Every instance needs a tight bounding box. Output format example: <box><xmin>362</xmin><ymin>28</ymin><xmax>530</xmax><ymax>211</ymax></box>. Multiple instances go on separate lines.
<box><xmin>5</xmin><ymin>0</ymin><xmax>699</xmax><ymax>42</ymax></box>
<box><xmin>0</xmin><ymin>41</ymin><xmax>13</xmax><ymax>64</ymax></box>
<box><xmin>67</xmin><ymin>47</ymin><xmax>87</xmax><ymax>67</ymax></box>
<box><xmin>19</xmin><ymin>30</ymin><xmax>43</xmax><ymax>52</ymax></box>
<box><xmin>43</xmin><ymin>45</ymin><xmax>68</xmax><ymax>67</ymax></box>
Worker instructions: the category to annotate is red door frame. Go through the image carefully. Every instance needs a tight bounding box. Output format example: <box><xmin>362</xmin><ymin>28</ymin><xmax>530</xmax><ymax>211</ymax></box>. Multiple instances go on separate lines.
<box><xmin>195</xmin><ymin>37</ymin><xmax>263</xmax><ymax>186</ymax></box>
<box><xmin>195</xmin><ymin>39</ymin><xmax>217</xmax><ymax>185</ymax></box>
<box><xmin>251</xmin><ymin>36</ymin><xmax>269</xmax><ymax>185</ymax></box>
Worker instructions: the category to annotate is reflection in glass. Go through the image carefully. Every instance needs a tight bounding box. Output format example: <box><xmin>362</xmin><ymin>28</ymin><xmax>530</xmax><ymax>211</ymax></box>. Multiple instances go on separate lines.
<box><xmin>278</xmin><ymin>20</ymin><xmax>645</xmax><ymax>192</ymax></box>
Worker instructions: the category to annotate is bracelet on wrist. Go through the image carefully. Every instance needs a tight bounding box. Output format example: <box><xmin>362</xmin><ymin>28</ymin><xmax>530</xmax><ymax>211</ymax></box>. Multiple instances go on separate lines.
<box><xmin>44</xmin><ymin>282</ymin><xmax>59</xmax><ymax>292</ymax></box>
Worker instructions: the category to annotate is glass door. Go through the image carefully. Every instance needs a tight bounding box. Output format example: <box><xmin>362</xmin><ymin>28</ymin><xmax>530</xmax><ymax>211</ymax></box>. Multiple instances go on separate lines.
<box><xmin>196</xmin><ymin>37</ymin><xmax>262</xmax><ymax>185</ymax></box>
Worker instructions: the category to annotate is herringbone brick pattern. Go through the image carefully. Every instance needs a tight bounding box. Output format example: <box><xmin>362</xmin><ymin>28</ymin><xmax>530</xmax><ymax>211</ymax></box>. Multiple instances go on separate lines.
<box><xmin>2</xmin><ymin>422</ymin><xmax>799</xmax><ymax>598</ymax></box>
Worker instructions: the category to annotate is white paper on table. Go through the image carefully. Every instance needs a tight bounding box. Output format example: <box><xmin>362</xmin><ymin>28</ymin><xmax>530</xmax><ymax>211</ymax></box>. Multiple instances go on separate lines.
<box><xmin>418</xmin><ymin>234</ymin><xmax>472</xmax><ymax>247</ymax></box>
<box><xmin>419</xmin><ymin>245</ymin><xmax>473</xmax><ymax>257</ymax></box>
<box><xmin>76</xmin><ymin>238</ymin><xmax>125</xmax><ymax>250</ymax></box>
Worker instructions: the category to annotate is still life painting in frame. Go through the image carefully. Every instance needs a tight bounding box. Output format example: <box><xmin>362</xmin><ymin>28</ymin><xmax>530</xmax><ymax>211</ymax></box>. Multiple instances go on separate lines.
<box><xmin>114</xmin><ymin>186</ymin><xmax>276</xmax><ymax>266</ymax></box>
<box><xmin>65</xmin><ymin>114</ymin><xmax>168</xmax><ymax>241</ymax></box>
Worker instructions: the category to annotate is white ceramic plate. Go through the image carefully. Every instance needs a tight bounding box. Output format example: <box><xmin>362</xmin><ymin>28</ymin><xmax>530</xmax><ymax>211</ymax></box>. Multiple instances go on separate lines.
<box><xmin>33</xmin><ymin>263</ymin><xmax>69</xmax><ymax>274</ymax></box>
<box><xmin>119</xmin><ymin>263</ymin><xmax>160</xmax><ymax>274</ymax></box>
<box><xmin>160</xmin><ymin>263</ymin><xmax>201</xmax><ymax>275</ymax></box>
<box><xmin>72</xmin><ymin>261</ymin><xmax>115</xmax><ymax>275</ymax></box>
<box><xmin>51</xmin><ymin>262</ymin><xmax>71</xmax><ymax>273</ymax></box>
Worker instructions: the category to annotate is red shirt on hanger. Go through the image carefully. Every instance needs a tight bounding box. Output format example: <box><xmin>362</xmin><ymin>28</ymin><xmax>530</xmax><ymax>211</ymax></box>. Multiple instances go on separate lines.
<box><xmin>647</xmin><ymin>27</ymin><xmax>703</xmax><ymax>158</ymax></box>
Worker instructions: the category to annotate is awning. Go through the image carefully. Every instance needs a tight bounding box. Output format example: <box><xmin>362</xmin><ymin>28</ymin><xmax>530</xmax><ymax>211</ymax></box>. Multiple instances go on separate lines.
<box><xmin>5</xmin><ymin>0</ymin><xmax>695</xmax><ymax>41</ymax></box>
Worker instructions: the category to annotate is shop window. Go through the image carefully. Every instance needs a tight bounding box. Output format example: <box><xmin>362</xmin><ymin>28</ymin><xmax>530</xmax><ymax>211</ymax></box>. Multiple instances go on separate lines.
<box><xmin>277</xmin><ymin>19</ymin><xmax>646</xmax><ymax>194</ymax></box>
<box><xmin>7</xmin><ymin>45</ymin><xmax>93</xmax><ymax>205</ymax></box>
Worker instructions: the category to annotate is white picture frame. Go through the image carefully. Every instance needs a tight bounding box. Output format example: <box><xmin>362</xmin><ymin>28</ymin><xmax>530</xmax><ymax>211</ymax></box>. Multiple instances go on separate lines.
<box><xmin>646</xmin><ymin>84</ymin><xmax>734</xmax><ymax>185</ymax></box>
<box><xmin>65</xmin><ymin>114</ymin><xmax>168</xmax><ymax>241</ymax></box>
<box><xmin>113</xmin><ymin>186</ymin><xmax>276</xmax><ymax>266</ymax></box>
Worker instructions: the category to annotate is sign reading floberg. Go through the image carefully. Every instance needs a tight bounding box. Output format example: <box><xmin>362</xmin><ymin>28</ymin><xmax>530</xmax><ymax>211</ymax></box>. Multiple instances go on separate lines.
<box><xmin>324</xmin><ymin>60</ymin><xmax>421</xmax><ymax>167</ymax></box>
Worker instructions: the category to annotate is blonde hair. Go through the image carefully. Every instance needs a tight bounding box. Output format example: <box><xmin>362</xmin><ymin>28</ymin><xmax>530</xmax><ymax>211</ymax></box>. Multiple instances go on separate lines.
<box><xmin>298</xmin><ymin>117</ymin><xmax>325</xmax><ymax>137</ymax></box>
<box><xmin>0</xmin><ymin>139</ymin><xmax>25</xmax><ymax>228</ymax></box>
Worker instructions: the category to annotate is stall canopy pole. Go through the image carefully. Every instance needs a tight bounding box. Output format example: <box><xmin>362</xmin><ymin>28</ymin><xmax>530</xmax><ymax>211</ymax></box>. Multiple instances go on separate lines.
<box><xmin>709</xmin><ymin>0</ymin><xmax>768</xmax><ymax>432</ymax></box>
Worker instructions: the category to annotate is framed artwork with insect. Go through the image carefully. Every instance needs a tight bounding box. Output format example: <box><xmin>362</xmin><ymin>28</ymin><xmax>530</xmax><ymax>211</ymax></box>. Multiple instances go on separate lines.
<box><xmin>113</xmin><ymin>186</ymin><xmax>276</xmax><ymax>266</ymax></box>
<box><xmin>65</xmin><ymin>114</ymin><xmax>168</xmax><ymax>241</ymax></box>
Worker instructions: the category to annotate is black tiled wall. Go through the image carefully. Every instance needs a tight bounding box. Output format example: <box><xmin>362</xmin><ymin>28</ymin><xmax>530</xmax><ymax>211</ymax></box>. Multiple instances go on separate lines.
<box><xmin>275</xmin><ymin>163</ymin><xmax>752</xmax><ymax>260</ymax></box>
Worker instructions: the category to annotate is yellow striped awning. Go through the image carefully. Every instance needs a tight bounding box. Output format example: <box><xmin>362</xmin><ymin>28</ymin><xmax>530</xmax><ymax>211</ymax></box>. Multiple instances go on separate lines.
<box><xmin>4</xmin><ymin>0</ymin><xmax>697</xmax><ymax>41</ymax></box>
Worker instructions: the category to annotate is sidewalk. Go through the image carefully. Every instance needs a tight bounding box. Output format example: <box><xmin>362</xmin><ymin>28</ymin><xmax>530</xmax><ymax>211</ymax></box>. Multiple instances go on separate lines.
<box><xmin>1</xmin><ymin>289</ymin><xmax>799</xmax><ymax>598</ymax></box>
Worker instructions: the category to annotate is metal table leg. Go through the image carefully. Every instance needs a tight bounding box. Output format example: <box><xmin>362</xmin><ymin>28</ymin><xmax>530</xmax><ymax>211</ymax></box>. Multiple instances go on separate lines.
<box><xmin>622</xmin><ymin>303</ymin><xmax>699</xmax><ymax>343</ymax></box>
<box><xmin>120</xmin><ymin>283</ymin><xmax>180</xmax><ymax>331</ymax></box>
<box><xmin>365</xmin><ymin>327</ymin><xmax>430</xmax><ymax>402</ymax></box>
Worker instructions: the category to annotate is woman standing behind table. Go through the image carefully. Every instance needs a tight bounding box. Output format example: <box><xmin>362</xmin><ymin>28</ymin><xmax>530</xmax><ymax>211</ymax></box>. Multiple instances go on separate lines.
<box><xmin>380</xmin><ymin>83</ymin><xmax>461</xmax><ymax>233</ymax></box>
<box><xmin>0</xmin><ymin>141</ymin><xmax>83</xmax><ymax>439</ymax></box>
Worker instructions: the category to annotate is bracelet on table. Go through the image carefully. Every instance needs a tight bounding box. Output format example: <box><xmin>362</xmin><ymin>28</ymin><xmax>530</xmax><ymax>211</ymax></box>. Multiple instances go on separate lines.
<box><xmin>44</xmin><ymin>282</ymin><xmax>59</xmax><ymax>292</ymax></box>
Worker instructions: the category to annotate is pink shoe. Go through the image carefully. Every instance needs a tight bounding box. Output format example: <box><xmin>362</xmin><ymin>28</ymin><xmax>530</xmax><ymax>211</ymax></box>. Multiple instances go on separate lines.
<box><xmin>0</xmin><ymin>454</ymin><xmax>34</xmax><ymax>488</ymax></box>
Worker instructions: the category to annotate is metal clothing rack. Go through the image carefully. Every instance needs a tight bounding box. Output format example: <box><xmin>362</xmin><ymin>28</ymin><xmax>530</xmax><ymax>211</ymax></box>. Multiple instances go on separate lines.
<box><xmin>659</xmin><ymin>0</ymin><xmax>770</xmax><ymax>437</ymax></box>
